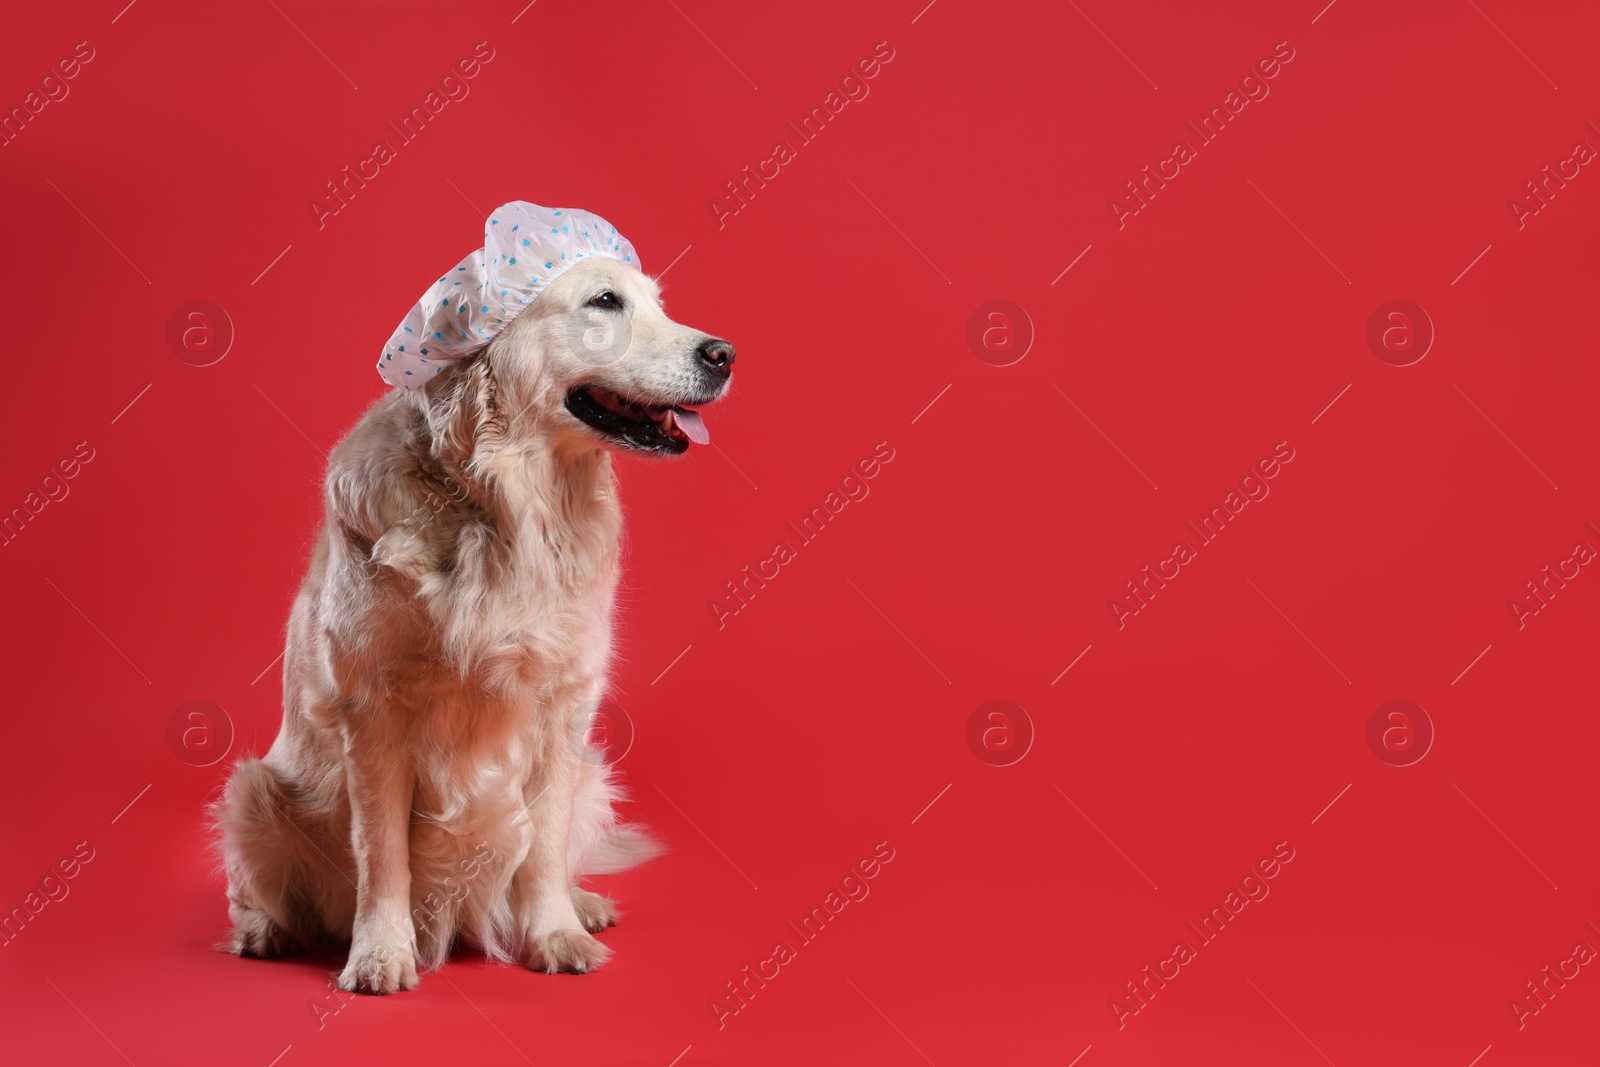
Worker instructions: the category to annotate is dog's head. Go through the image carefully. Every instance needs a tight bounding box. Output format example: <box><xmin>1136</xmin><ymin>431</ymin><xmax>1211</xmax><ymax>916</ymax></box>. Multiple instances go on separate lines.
<box><xmin>487</xmin><ymin>257</ymin><xmax>733</xmax><ymax>455</ymax></box>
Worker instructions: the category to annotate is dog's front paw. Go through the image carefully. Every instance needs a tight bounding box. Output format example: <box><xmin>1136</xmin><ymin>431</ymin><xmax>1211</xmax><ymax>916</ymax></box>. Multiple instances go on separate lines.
<box><xmin>526</xmin><ymin>928</ymin><xmax>611</xmax><ymax>974</ymax></box>
<box><xmin>338</xmin><ymin>940</ymin><xmax>419</xmax><ymax>994</ymax></box>
<box><xmin>571</xmin><ymin>887</ymin><xmax>618</xmax><ymax>933</ymax></box>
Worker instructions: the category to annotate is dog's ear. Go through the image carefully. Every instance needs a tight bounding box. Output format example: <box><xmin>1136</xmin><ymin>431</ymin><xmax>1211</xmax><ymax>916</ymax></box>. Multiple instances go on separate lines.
<box><xmin>422</xmin><ymin>358</ymin><xmax>501</xmax><ymax>465</ymax></box>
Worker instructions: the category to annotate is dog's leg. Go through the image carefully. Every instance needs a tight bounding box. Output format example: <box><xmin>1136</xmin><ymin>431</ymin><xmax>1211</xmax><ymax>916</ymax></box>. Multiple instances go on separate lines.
<box><xmin>337</xmin><ymin>736</ymin><xmax>420</xmax><ymax>994</ymax></box>
<box><xmin>216</xmin><ymin>755</ymin><xmax>354</xmax><ymax>958</ymax></box>
<box><xmin>519</xmin><ymin>746</ymin><xmax>611</xmax><ymax>974</ymax></box>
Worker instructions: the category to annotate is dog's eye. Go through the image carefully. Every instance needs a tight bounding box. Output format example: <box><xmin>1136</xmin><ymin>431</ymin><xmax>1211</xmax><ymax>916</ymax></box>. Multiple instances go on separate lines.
<box><xmin>587</xmin><ymin>291</ymin><xmax>621</xmax><ymax>310</ymax></box>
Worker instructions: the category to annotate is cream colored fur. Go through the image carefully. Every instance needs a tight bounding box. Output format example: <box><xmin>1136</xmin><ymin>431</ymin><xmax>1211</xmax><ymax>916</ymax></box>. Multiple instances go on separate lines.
<box><xmin>214</xmin><ymin>257</ymin><xmax>729</xmax><ymax>993</ymax></box>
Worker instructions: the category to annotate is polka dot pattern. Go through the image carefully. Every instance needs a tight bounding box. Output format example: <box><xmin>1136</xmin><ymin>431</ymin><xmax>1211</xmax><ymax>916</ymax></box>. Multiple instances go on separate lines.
<box><xmin>377</xmin><ymin>201</ymin><xmax>639</xmax><ymax>389</ymax></box>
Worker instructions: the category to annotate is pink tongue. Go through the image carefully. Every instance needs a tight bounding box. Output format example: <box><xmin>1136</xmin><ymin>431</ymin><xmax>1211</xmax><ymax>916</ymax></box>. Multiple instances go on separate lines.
<box><xmin>673</xmin><ymin>407</ymin><xmax>710</xmax><ymax>445</ymax></box>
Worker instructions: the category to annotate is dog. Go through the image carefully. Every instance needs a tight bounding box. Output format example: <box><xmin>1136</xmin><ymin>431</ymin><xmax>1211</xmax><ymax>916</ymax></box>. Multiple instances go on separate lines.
<box><xmin>215</xmin><ymin>253</ymin><xmax>734</xmax><ymax>993</ymax></box>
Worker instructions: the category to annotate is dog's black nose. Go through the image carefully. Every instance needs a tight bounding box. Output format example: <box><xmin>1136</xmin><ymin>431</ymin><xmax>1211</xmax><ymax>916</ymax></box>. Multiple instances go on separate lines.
<box><xmin>697</xmin><ymin>339</ymin><xmax>735</xmax><ymax>376</ymax></box>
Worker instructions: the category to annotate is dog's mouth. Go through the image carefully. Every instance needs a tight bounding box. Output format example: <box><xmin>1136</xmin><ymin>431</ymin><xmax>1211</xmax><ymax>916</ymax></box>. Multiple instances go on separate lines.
<box><xmin>564</xmin><ymin>385</ymin><xmax>712</xmax><ymax>455</ymax></box>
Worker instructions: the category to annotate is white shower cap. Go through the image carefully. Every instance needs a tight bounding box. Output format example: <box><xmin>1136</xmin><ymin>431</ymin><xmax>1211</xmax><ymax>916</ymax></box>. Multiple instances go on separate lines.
<box><xmin>377</xmin><ymin>200</ymin><xmax>639</xmax><ymax>389</ymax></box>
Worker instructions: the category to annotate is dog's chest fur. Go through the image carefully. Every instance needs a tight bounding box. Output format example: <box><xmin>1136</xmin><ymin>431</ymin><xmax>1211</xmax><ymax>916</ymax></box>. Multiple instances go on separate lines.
<box><xmin>413</xmin><ymin>445</ymin><xmax>620</xmax><ymax>711</ymax></box>
<box><xmin>403</xmin><ymin>451</ymin><xmax>622</xmax><ymax>849</ymax></box>
<box><xmin>324</xmin><ymin>394</ymin><xmax>625</xmax><ymax>814</ymax></box>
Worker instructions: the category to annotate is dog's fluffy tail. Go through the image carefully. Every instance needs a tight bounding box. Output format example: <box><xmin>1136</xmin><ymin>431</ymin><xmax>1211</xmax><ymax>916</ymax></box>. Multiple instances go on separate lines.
<box><xmin>582</xmin><ymin>824</ymin><xmax>665</xmax><ymax>875</ymax></box>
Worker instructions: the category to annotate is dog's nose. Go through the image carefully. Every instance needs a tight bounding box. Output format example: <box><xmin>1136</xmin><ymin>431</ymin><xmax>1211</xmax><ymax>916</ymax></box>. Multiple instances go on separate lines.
<box><xmin>697</xmin><ymin>339</ymin><xmax>735</xmax><ymax>376</ymax></box>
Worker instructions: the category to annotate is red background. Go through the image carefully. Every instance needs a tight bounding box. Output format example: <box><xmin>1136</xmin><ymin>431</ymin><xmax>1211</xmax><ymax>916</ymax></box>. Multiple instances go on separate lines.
<box><xmin>3</xmin><ymin>1</ymin><xmax>1598</xmax><ymax>1064</ymax></box>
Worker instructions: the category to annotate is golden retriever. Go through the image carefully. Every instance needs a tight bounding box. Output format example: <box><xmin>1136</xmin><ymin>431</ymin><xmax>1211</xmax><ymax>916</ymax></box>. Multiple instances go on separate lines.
<box><xmin>215</xmin><ymin>254</ymin><xmax>733</xmax><ymax>993</ymax></box>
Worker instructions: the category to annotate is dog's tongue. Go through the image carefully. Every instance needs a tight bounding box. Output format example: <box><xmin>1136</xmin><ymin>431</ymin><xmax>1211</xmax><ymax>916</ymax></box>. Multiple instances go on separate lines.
<box><xmin>673</xmin><ymin>407</ymin><xmax>710</xmax><ymax>445</ymax></box>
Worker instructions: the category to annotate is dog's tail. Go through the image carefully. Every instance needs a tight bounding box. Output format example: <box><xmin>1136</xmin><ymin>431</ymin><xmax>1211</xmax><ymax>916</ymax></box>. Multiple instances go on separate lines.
<box><xmin>582</xmin><ymin>824</ymin><xmax>665</xmax><ymax>875</ymax></box>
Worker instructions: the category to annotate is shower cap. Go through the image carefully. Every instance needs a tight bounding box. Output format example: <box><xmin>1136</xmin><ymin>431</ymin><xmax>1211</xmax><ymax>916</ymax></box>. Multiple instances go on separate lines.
<box><xmin>377</xmin><ymin>200</ymin><xmax>639</xmax><ymax>389</ymax></box>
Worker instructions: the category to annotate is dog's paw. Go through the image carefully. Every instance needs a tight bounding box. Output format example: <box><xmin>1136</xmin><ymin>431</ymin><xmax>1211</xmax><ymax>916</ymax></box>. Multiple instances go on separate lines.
<box><xmin>230</xmin><ymin>907</ymin><xmax>293</xmax><ymax>958</ymax></box>
<box><xmin>571</xmin><ymin>887</ymin><xmax>618</xmax><ymax>933</ymax></box>
<box><xmin>337</xmin><ymin>940</ymin><xmax>419</xmax><ymax>995</ymax></box>
<box><xmin>526</xmin><ymin>928</ymin><xmax>611</xmax><ymax>974</ymax></box>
